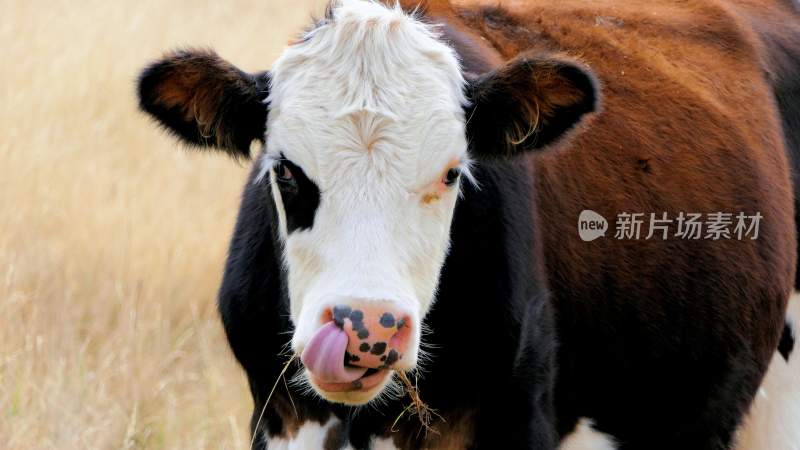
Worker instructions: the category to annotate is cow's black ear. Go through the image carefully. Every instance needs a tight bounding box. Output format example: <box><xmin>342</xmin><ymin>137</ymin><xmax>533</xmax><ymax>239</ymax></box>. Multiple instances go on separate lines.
<box><xmin>464</xmin><ymin>55</ymin><xmax>599</xmax><ymax>158</ymax></box>
<box><xmin>137</xmin><ymin>49</ymin><xmax>270</xmax><ymax>158</ymax></box>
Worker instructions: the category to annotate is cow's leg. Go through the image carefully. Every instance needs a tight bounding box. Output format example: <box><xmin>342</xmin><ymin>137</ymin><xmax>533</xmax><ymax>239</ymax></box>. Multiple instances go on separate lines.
<box><xmin>472</xmin><ymin>298</ymin><xmax>559</xmax><ymax>449</ymax></box>
<box><xmin>597</xmin><ymin>338</ymin><xmax>791</xmax><ymax>450</ymax></box>
<box><xmin>570</xmin><ymin>343</ymin><xmax>767</xmax><ymax>450</ymax></box>
<box><xmin>251</xmin><ymin>402</ymin><xmax>347</xmax><ymax>450</ymax></box>
<box><xmin>734</xmin><ymin>296</ymin><xmax>800</xmax><ymax>450</ymax></box>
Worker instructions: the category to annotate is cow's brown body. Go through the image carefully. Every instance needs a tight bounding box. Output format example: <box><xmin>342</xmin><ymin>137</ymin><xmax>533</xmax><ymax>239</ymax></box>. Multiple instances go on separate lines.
<box><xmin>419</xmin><ymin>0</ymin><xmax>798</xmax><ymax>447</ymax></box>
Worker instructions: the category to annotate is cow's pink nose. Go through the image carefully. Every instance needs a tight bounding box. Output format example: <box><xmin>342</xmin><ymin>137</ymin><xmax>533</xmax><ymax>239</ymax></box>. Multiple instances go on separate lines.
<box><xmin>329</xmin><ymin>303</ymin><xmax>413</xmax><ymax>370</ymax></box>
<box><xmin>301</xmin><ymin>302</ymin><xmax>413</xmax><ymax>384</ymax></box>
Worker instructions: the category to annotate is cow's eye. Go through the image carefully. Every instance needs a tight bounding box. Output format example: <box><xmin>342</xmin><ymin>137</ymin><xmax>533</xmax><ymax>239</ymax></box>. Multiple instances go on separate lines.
<box><xmin>274</xmin><ymin>161</ymin><xmax>295</xmax><ymax>185</ymax></box>
<box><xmin>443</xmin><ymin>167</ymin><xmax>461</xmax><ymax>187</ymax></box>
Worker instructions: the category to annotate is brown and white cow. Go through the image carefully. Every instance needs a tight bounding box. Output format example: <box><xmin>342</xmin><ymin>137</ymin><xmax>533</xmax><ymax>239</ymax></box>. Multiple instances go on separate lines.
<box><xmin>137</xmin><ymin>0</ymin><xmax>800</xmax><ymax>448</ymax></box>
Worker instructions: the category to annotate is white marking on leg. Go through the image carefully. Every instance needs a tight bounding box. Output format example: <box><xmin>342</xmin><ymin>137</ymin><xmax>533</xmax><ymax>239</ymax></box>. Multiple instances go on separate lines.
<box><xmin>735</xmin><ymin>292</ymin><xmax>800</xmax><ymax>450</ymax></box>
<box><xmin>370</xmin><ymin>436</ymin><xmax>401</xmax><ymax>450</ymax></box>
<box><xmin>267</xmin><ymin>416</ymin><xmax>341</xmax><ymax>450</ymax></box>
<box><xmin>559</xmin><ymin>418</ymin><xmax>617</xmax><ymax>450</ymax></box>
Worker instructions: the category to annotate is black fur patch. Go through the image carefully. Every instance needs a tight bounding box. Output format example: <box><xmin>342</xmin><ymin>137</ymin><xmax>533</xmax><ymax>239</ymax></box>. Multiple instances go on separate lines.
<box><xmin>464</xmin><ymin>55</ymin><xmax>599</xmax><ymax>157</ymax></box>
<box><xmin>779</xmin><ymin>321</ymin><xmax>795</xmax><ymax>361</ymax></box>
<box><xmin>767</xmin><ymin>35</ymin><xmax>800</xmax><ymax>289</ymax></box>
<box><xmin>274</xmin><ymin>158</ymin><xmax>320</xmax><ymax>233</ymax></box>
<box><xmin>137</xmin><ymin>49</ymin><xmax>269</xmax><ymax>158</ymax></box>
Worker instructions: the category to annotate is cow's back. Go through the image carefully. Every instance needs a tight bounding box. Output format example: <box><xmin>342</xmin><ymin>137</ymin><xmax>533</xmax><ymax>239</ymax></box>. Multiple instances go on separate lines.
<box><xmin>446</xmin><ymin>0</ymin><xmax>796</xmax><ymax>447</ymax></box>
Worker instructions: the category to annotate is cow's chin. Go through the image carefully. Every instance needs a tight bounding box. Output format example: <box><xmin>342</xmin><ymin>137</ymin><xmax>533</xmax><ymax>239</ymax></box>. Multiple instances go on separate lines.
<box><xmin>306</xmin><ymin>368</ymin><xmax>394</xmax><ymax>405</ymax></box>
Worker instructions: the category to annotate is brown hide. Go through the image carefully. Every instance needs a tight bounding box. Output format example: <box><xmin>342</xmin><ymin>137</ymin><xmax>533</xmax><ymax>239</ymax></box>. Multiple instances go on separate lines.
<box><xmin>404</xmin><ymin>0</ymin><xmax>796</xmax><ymax>444</ymax></box>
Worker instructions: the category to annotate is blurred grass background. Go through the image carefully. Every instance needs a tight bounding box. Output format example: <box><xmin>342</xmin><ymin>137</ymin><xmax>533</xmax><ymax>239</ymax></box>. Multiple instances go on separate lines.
<box><xmin>0</xmin><ymin>1</ymin><xmax>325</xmax><ymax>448</ymax></box>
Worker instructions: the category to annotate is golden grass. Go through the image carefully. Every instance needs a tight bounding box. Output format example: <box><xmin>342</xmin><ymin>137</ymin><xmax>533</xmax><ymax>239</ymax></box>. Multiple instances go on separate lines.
<box><xmin>0</xmin><ymin>1</ymin><xmax>325</xmax><ymax>448</ymax></box>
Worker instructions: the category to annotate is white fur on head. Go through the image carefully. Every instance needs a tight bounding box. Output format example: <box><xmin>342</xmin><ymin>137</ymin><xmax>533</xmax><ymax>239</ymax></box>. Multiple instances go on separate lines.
<box><xmin>263</xmin><ymin>0</ymin><xmax>470</xmax><ymax>404</ymax></box>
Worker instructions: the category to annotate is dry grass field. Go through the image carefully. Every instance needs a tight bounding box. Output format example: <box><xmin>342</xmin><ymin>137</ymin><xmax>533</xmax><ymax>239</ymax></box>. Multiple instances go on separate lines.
<box><xmin>0</xmin><ymin>1</ymin><xmax>326</xmax><ymax>448</ymax></box>
<box><xmin>3</xmin><ymin>0</ymin><xmax>799</xmax><ymax>449</ymax></box>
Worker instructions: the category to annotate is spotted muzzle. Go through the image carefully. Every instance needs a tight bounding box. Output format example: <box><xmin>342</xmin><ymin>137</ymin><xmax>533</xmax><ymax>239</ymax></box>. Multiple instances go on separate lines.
<box><xmin>300</xmin><ymin>303</ymin><xmax>413</xmax><ymax>384</ymax></box>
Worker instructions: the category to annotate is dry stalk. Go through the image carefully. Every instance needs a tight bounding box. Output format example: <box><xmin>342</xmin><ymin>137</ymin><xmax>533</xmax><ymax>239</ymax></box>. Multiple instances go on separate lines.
<box><xmin>249</xmin><ymin>354</ymin><xmax>297</xmax><ymax>450</ymax></box>
<box><xmin>393</xmin><ymin>371</ymin><xmax>444</xmax><ymax>437</ymax></box>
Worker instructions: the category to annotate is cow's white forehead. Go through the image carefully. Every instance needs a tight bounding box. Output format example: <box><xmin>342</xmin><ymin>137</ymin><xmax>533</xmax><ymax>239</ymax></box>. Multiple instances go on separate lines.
<box><xmin>265</xmin><ymin>0</ymin><xmax>468</xmax><ymax>185</ymax></box>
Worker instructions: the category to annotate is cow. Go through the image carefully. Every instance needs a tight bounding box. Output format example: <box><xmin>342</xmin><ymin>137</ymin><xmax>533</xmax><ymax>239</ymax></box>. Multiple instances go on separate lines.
<box><xmin>136</xmin><ymin>0</ymin><xmax>800</xmax><ymax>448</ymax></box>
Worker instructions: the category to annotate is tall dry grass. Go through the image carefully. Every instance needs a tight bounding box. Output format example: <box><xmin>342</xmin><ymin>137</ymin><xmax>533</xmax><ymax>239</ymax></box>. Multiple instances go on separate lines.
<box><xmin>0</xmin><ymin>1</ymin><xmax>325</xmax><ymax>448</ymax></box>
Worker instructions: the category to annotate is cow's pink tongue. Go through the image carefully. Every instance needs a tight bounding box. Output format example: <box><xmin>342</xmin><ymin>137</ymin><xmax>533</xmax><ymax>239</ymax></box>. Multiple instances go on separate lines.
<box><xmin>301</xmin><ymin>322</ymin><xmax>367</xmax><ymax>383</ymax></box>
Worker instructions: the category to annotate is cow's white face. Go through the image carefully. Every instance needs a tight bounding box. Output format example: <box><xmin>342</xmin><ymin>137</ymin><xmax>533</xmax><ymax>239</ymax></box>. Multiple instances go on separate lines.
<box><xmin>263</xmin><ymin>1</ymin><xmax>469</xmax><ymax>404</ymax></box>
<box><xmin>138</xmin><ymin>0</ymin><xmax>598</xmax><ymax>409</ymax></box>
